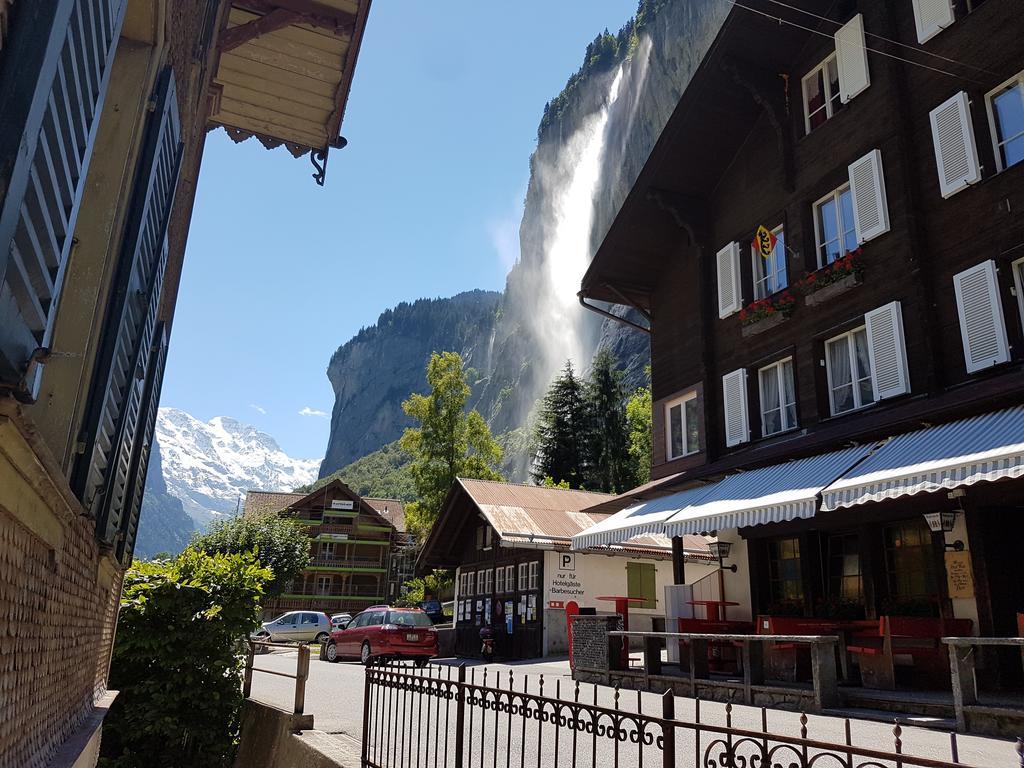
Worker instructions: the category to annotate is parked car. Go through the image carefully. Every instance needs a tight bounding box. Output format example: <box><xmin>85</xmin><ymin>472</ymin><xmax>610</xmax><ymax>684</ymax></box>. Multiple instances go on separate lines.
<box><xmin>321</xmin><ymin>605</ymin><xmax>438</xmax><ymax>666</ymax></box>
<box><xmin>253</xmin><ymin>611</ymin><xmax>331</xmax><ymax>644</ymax></box>
<box><xmin>331</xmin><ymin>613</ymin><xmax>352</xmax><ymax>630</ymax></box>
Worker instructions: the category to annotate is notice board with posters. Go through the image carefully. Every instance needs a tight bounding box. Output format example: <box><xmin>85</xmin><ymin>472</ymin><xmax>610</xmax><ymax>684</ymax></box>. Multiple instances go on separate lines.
<box><xmin>945</xmin><ymin>550</ymin><xmax>974</xmax><ymax>599</ymax></box>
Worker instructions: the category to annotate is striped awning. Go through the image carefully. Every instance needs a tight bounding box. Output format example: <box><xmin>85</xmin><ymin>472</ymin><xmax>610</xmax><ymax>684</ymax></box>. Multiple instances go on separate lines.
<box><xmin>662</xmin><ymin>445</ymin><xmax>874</xmax><ymax>537</ymax></box>
<box><xmin>572</xmin><ymin>484</ymin><xmax>717</xmax><ymax>550</ymax></box>
<box><xmin>821</xmin><ymin>406</ymin><xmax>1024</xmax><ymax>511</ymax></box>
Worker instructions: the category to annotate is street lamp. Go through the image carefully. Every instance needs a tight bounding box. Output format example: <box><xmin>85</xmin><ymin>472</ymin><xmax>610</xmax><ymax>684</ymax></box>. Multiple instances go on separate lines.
<box><xmin>922</xmin><ymin>511</ymin><xmax>964</xmax><ymax>551</ymax></box>
<box><xmin>708</xmin><ymin>540</ymin><xmax>737</xmax><ymax>572</ymax></box>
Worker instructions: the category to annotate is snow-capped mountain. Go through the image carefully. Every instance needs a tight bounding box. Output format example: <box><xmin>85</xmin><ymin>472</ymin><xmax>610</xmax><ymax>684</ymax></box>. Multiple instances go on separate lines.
<box><xmin>153</xmin><ymin>407</ymin><xmax>319</xmax><ymax>528</ymax></box>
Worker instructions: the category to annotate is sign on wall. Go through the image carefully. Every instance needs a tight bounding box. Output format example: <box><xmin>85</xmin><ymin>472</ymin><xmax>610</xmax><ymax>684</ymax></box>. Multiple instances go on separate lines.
<box><xmin>320</xmin><ymin>533</ymin><xmax>349</xmax><ymax>542</ymax></box>
<box><xmin>330</xmin><ymin>500</ymin><xmax>355</xmax><ymax>510</ymax></box>
<box><xmin>550</xmin><ymin>552</ymin><xmax>584</xmax><ymax>601</ymax></box>
<box><xmin>945</xmin><ymin>550</ymin><xmax>974</xmax><ymax>599</ymax></box>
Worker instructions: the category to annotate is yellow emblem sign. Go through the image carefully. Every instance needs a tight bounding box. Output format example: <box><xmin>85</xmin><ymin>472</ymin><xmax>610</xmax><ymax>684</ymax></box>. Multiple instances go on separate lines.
<box><xmin>753</xmin><ymin>225</ymin><xmax>777</xmax><ymax>260</ymax></box>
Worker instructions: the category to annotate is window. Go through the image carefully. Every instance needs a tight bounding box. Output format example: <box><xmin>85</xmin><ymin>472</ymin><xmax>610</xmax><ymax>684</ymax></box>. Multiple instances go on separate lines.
<box><xmin>485</xmin><ymin>569</ymin><xmax>494</xmax><ymax>595</ymax></box>
<box><xmin>827</xmin><ymin>533</ymin><xmax>863</xmax><ymax>602</ymax></box>
<box><xmin>752</xmin><ymin>226</ymin><xmax>788</xmax><ymax>299</ymax></box>
<box><xmin>626</xmin><ymin>562</ymin><xmax>657</xmax><ymax>609</ymax></box>
<box><xmin>467</xmin><ymin>572</ymin><xmax>475</xmax><ymax>597</ymax></box>
<box><xmin>518</xmin><ymin>563</ymin><xmax>528</xmax><ymax>591</ymax></box>
<box><xmin>986</xmin><ymin>73</ymin><xmax>1024</xmax><ymax>172</ymax></box>
<box><xmin>825</xmin><ymin>327</ymin><xmax>875</xmax><ymax>415</ymax></box>
<box><xmin>528</xmin><ymin>561</ymin><xmax>539</xmax><ymax>591</ymax></box>
<box><xmin>758</xmin><ymin>358</ymin><xmax>797</xmax><ymax>436</ymax></box>
<box><xmin>813</xmin><ymin>185</ymin><xmax>857</xmax><ymax>267</ymax></box>
<box><xmin>884</xmin><ymin>520</ymin><xmax>939</xmax><ymax>610</ymax></box>
<box><xmin>665</xmin><ymin>392</ymin><xmax>700</xmax><ymax>460</ymax></box>
<box><xmin>316</xmin><ymin>576</ymin><xmax>331</xmax><ymax>595</ymax></box>
<box><xmin>505</xmin><ymin>565</ymin><xmax>514</xmax><ymax>592</ymax></box>
<box><xmin>767</xmin><ymin>537</ymin><xmax>804</xmax><ymax>606</ymax></box>
<box><xmin>321</xmin><ymin>542</ymin><xmax>335</xmax><ymax>560</ymax></box>
<box><xmin>484</xmin><ymin>527</ymin><xmax>493</xmax><ymax>549</ymax></box>
<box><xmin>300</xmin><ymin>612</ymin><xmax>320</xmax><ymax>625</ymax></box>
<box><xmin>802</xmin><ymin>54</ymin><xmax>841</xmax><ymax>133</ymax></box>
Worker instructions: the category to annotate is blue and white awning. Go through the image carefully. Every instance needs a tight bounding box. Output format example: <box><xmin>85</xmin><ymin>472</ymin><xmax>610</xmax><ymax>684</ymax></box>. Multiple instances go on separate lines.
<box><xmin>572</xmin><ymin>484</ymin><xmax>717</xmax><ymax>550</ymax></box>
<box><xmin>662</xmin><ymin>445</ymin><xmax>874</xmax><ymax>537</ymax></box>
<box><xmin>821</xmin><ymin>406</ymin><xmax>1024</xmax><ymax>511</ymax></box>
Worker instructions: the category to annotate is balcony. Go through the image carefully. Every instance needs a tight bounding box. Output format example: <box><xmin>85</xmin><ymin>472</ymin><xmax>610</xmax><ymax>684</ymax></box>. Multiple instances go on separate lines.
<box><xmin>306</xmin><ymin>557</ymin><xmax>385</xmax><ymax>571</ymax></box>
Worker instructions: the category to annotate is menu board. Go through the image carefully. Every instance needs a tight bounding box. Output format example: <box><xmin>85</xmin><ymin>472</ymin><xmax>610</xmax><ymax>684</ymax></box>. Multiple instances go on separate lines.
<box><xmin>945</xmin><ymin>551</ymin><xmax>974</xmax><ymax>599</ymax></box>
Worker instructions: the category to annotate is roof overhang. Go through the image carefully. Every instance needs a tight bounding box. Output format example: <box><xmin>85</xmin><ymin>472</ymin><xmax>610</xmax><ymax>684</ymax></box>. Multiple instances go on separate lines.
<box><xmin>208</xmin><ymin>0</ymin><xmax>371</xmax><ymax>184</ymax></box>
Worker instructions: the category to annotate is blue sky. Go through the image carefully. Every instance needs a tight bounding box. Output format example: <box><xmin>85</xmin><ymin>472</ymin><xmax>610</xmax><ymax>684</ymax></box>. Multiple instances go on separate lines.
<box><xmin>160</xmin><ymin>2</ymin><xmax>638</xmax><ymax>461</ymax></box>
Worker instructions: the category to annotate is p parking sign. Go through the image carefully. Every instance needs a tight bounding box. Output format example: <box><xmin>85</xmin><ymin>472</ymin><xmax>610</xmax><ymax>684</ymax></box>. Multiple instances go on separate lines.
<box><xmin>558</xmin><ymin>553</ymin><xmax>575</xmax><ymax>571</ymax></box>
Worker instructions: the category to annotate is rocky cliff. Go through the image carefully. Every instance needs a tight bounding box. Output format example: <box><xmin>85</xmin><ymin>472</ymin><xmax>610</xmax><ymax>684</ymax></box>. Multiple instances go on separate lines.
<box><xmin>135</xmin><ymin>438</ymin><xmax>194</xmax><ymax>559</ymax></box>
<box><xmin>320</xmin><ymin>0</ymin><xmax>730</xmax><ymax>480</ymax></box>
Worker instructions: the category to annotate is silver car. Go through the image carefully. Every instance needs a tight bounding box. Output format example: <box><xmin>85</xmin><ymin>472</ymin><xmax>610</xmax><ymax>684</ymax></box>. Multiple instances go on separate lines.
<box><xmin>254</xmin><ymin>611</ymin><xmax>331</xmax><ymax>643</ymax></box>
<box><xmin>331</xmin><ymin>613</ymin><xmax>352</xmax><ymax>630</ymax></box>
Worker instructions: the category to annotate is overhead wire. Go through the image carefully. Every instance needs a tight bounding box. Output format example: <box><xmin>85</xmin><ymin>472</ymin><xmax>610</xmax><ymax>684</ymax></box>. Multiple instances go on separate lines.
<box><xmin>714</xmin><ymin>0</ymin><xmax>992</xmax><ymax>86</ymax></box>
<box><xmin>761</xmin><ymin>0</ymin><xmax>1003</xmax><ymax>77</ymax></box>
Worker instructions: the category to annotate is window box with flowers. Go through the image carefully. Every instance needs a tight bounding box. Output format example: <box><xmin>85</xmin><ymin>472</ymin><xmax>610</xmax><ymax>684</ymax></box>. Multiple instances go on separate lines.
<box><xmin>803</xmin><ymin>248</ymin><xmax>864</xmax><ymax>306</ymax></box>
<box><xmin>740</xmin><ymin>291</ymin><xmax>797</xmax><ymax>336</ymax></box>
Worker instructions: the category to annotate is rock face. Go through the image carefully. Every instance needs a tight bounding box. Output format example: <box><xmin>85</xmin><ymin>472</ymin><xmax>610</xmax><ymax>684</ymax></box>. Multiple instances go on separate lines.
<box><xmin>320</xmin><ymin>0</ymin><xmax>730</xmax><ymax>480</ymax></box>
<box><xmin>155</xmin><ymin>407</ymin><xmax>319</xmax><ymax>527</ymax></box>
<box><xmin>320</xmin><ymin>290</ymin><xmax>502</xmax><ymax>474</ymax></box>
<box><xmin>134</xmin><ymin>438</ymin><xmax>194</xmax><ymax>559</ymax></box>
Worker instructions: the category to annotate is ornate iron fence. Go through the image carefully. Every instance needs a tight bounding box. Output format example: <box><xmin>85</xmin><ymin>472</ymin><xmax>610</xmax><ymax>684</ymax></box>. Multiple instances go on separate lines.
<box><xmin>361</xmin><ymin>661</ymin><xmax>1021</xmax><ymax>768</ymax></box>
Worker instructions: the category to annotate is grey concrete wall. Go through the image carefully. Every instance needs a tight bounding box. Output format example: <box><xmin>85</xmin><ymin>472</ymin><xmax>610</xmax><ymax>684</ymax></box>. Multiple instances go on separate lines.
<box><xmin>234</xmin><ymin>700</ymin><xmax>361</xmax><ymax>768</ymax></box>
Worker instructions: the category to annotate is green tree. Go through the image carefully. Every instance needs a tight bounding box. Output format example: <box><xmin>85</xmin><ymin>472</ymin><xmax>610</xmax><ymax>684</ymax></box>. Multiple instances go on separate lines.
<box><xmin>100</xmin><ymin>550</ymin><xmax>271</xmax><ymax>767</ymax></box>
<box><xmin>585</xmin><ymin>349</ymin><xmax>636</xmax><ymax>493</ymax></box>
<box><xmin>188</xmin><ymin>513</ymin><xmax>310</xmax><ymax>597</ymax></box>
<box><xmin>400</xmin><ymin>351</ymin><xmax>503</xmax><ymax>538</ymax></box>
<box><xmin>398</xmin><ymin>568</ymin><xmax>454</xmax><ymax>607</ymax></box>
<box><xmin>626</xmin><ymin>376</ymin><xmax>653</xmax><ymax>485</ymax></box>
<box><xmin>531</xmin><ymin>360</ymin><xmax>590</xmax><ymax>488</ymax></box>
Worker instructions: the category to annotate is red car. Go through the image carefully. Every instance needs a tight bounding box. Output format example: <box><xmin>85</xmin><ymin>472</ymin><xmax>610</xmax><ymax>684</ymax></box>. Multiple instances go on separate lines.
<box><xmin>321</xmin><ymin>605</ymin><xmax>438</xmax><ymax>666</ymax></box>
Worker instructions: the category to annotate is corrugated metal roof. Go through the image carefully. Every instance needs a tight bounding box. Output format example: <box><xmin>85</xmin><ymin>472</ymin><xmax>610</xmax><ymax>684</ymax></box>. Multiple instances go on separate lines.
<box><xmin>243</xmin><ymin>490</ymin><xmax>304</xmax><ymax>517</ymax></box>
<box><xmin>822</xmin><ymin>406</ymin><xmax>1024</xmax><ymax>511</ymax></box>
<box><xmin>664</xmin><ymin>445</ymin><xmax>875</xmax><ymax>536</ymax></box>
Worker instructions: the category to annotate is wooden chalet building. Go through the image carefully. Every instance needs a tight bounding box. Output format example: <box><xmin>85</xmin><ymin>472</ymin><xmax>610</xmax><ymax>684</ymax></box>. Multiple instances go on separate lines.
<box><xmin>0</xmin><ymin>1</ymin><xmax>370</xmax><ymax>764</ymax></box>
<box><xmin>419</xmin><ymin>479</ymin><xmax>715</xmax><ymax>660</ymax></box>
<box><xmin>573</xmin><ymin>0</ymin><xmax>1024</xmax><ymax>696</ymax></box>
<box><xmin>244</xmin><ymin>481</ymin><xmax>407</xmax><ymax>619</ymax></box>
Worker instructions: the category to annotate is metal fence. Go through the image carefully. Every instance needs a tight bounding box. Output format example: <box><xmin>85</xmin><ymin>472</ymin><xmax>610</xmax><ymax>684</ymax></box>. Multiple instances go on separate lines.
<box><xmin>242</xmin><ymin>640</ymin><xmax>310</xmax><ymax>715</ymax></box>
<box><xmin>361</xmin><ymin>661</ymin><xmax>1021</xmax><ymax>768</ymax></box>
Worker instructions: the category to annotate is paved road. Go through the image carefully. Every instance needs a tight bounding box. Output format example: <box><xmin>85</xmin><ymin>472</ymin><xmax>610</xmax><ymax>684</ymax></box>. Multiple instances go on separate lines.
<box><xmin>249</xmin><ymin>651</ymin><xmax>1017</xmax><ymax>766</ymax></box>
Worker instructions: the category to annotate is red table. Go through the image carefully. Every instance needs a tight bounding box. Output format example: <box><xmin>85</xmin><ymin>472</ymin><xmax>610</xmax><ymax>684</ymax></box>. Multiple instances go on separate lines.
<box><xmin>596</xmin><ymin>596</ymin><xmax>648</xmax><ymax>668</ymax></box>
<box><xmin>688</xmin><ymin>599</ymin><xmax>741</xmax><ymax>622</ymax></box>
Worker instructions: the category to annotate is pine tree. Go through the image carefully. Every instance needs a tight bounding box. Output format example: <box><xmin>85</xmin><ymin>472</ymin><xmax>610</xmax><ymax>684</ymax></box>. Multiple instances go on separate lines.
<box><xmin>584</xmin><ymin>349</ymin><xmax>636</xmax><ymax>494</ymax></box>
<box><xmin>531</xmin><ymin>361</ymin><xmax>590</xmax><ymax>488</ymax></box>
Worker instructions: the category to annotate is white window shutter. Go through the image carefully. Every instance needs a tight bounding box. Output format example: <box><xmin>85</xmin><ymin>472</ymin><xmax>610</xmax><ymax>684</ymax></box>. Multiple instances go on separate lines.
<box><xmin>848</xmin><ymin>149</ymin><xmax>890</xmax><ymax>243</ymax></box>
<box><xmin>912</xmin><ymin>0</ymin><xmax>955</xmax><ymax>43</ymax></box>
<box><xmin>865</xmin><ymin>301</ymin><xmax>910</xmax><ymax>400</ymax></box>
<box><xmin>929</xmin><ymin>92</ymin><xmax>981</xmax><ymax>199</ymax></box>
<box><xmin>722</xmin><ymin>369</ymin><xmax>749</xmax><ymax>448</ymax></box>
<box><xmin>835</xmin><ymin>14</ymin><xmax>870</xmax><ymax>103</ymax></box>
<box><xmin>953</xmin><ymin>260</ymin><xmax>1010</xmax><ymax>373</ymax></box>
<box><xmin>716</xmin><ymin>242</ymin><xmax>742</xmax><ymax>319</ymax></box>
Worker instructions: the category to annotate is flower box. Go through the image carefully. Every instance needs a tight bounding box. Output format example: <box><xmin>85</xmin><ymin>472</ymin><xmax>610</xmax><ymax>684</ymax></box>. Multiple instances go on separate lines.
<box><xmin>741</xmin><ymin>310</ymin><xmax>788</xmax><ymax>337</ymax></box>
<box><xmin>804</xmin><ymin>272</ymin><xmax>861</xmax><ymax>306</ymax></box>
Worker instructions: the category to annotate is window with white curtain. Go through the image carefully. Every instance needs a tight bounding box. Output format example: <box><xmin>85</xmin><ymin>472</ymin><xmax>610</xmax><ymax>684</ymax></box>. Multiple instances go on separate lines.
<box><xmin>802</xmin><ymin>53</ymin><xmax>841</xmax><ymax>133</ymax></box>
<box><xmin>825</xmin><ymin>327</ymin><xmax>875</xmax><ymax>415</ymax></box>
<box><xmin>758</xmin><ymin>358</ymin><xmax>797</xmax><ymax>436</ymax></box>
<box><xmin>752</xmin><ymin>226</ymin><xmax>788</xmax><ymax>299</ymax></box>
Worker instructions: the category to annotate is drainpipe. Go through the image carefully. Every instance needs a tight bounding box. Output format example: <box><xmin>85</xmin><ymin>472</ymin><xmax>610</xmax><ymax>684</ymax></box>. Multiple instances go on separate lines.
<box><xmin>577</xmin><ymin>293</ymin><xmax>651</xmax><ymax>334</ymax></box>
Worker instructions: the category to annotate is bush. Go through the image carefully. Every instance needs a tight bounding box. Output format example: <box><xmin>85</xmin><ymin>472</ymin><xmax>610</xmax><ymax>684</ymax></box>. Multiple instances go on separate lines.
<box><xmin>188</xmin><ymin>513</ymin><xmax>310</xmax><ymax>597</ymax></box>
<box><xmin>99</xmin><ymin>549</ymin><xmax>271</xmax><ymax>767</ymax></box>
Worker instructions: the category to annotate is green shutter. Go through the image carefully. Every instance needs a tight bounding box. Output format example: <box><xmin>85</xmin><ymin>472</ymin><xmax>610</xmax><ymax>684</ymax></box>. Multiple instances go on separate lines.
<box><xmin>627</xmin><ymin>562</ymin><xmax>657</xmax><ymax>609</ymax></box>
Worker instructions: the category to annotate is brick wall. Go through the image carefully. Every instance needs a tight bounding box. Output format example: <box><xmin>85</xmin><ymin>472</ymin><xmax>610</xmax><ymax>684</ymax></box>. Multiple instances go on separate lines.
<box><xmin>0</xmin><ymin>508</ymin><xmax>122</xmax><ymax>768</ymax></box>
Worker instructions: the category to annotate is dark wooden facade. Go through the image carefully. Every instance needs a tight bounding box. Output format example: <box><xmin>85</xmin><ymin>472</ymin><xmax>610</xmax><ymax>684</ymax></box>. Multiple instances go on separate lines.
<box><xmin>581</xmin><ymin>0</ymin><xmax>1024</xmax><ymax>642</ymax></box>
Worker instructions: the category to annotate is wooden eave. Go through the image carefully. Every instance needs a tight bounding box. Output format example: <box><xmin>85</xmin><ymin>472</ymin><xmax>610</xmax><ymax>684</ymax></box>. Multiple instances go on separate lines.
<box><xmin>580</xmin><ymin>0</ymin><xmax>823</xmax><ymax>309</ymax></box>
<box><xmin>208</xmin><ymin>0</ymin><xmax>370</xmax><ymax>156</ymax></box>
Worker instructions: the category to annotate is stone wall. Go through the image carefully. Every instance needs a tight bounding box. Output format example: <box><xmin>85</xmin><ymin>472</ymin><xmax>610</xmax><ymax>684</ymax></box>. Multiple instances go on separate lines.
<box><xmin>569</xmin><ymin>615</ymin><xmax>622</xmax><ymax>673</ymax></box>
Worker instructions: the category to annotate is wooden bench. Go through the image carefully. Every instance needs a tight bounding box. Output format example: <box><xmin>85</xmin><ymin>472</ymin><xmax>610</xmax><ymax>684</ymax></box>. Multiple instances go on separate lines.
<box><xmin>758</xmin><ymin>616</ymin><xmax>845</xmax><ymax>682</ymax></box>
<box><xmin>678</xmin><ymin>617</ymin><xmax>754</xmax><ymax>674</ymax></box>
<box><xmin>847</xmin><ymin>616</ymin><xmax>973</xmax><ymax>690</ymax></box>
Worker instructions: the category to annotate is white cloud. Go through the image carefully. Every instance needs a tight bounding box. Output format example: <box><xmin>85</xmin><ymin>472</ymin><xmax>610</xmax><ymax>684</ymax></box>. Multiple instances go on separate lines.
<box><xmin>249</xmin><ymin>404</ymin><xmax>267</xmax><ymax>415</ymax></box>
<box><xmin>299</xmin><ymin>407</ymin><xmax>329</xmax><ymax>418</ymax></box>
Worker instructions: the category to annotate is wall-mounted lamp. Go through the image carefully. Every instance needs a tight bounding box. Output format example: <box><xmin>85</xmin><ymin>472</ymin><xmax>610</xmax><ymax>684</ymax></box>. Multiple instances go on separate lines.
<box><xmin>922</xmin><ymin>511</ymin><xmax>964</xmax><ymax>551</ymax></box>
<box><xmin>708</xmin><ymin>540</ymin><xmax>738</xmax><ymax>572</ymax></box>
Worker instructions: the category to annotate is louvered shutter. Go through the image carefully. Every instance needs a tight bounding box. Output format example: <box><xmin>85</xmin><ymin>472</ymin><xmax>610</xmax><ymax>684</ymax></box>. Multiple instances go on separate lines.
<box><xmin>912</xmin><ymin>0</ymin><xmax>955</xmax><ymax>43</ymax></box>
<box><xmin>835</xmin><ymin>13</ymin><xmax>870</xmax><ymax>103</ymax></box>
<box><xmin>0</xmin><ymin>0</ymin><xmax>127</xmax><ymax>397</ymax></box>
<box><xmin>848</xmin><ymin>150</ymin><xmax>890</xmax><ymax>243</ymax></box>
<box><xmin>716</xmin><ymin>242</ymin><xmax>742</xmax><ymax>319</ymax></box>
<box><xmin>865</xmin><ymin>301</ymin><xmax>910</xmax><ymax>400</ymax></box>
<box><xmin>72</xmin><ymin>67</ymin><xmax>182</xmax><ymax>545</ymax></box>
<box><xmin>115</xmin><ymin>324</ymin><xmax>168</xmax><ymax>565</ymax></box>
<box><xmin>722</xmin><ymin>368</ymin><xmax>749</xmax><ymax>448</ymax></box>
<box><xmin>929</xmin><ymin>92</ymin><xmax>981</xmax><ymax>199</ymax></box>
<box><xmin>953</xmin><ymin>261</ymin><xmax>1009</xmax><ymax>373</ymax></box>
